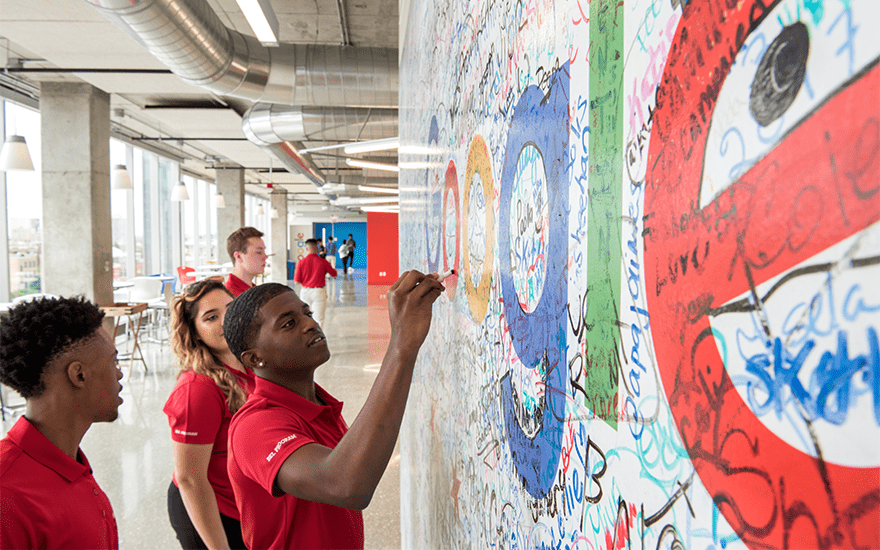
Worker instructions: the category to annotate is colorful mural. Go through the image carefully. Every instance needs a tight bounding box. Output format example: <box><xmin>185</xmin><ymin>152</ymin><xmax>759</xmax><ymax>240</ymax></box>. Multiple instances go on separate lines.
<box><xmin>399</xmin><ymin>0</ymin><xmax>879</xmax><ymax>548</ymax></box>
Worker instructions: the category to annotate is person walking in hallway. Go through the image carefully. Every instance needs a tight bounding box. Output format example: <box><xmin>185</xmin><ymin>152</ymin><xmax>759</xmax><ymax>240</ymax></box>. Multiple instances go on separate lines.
<box><xmin>222</xmin><ymin>271</ymin><xmax>444</xmax><ymax>549</ymax></box>
<box><xmin>344</xmin><ymin>233</ymin><xmax>357</xmax><ymax>274</ymax></box>
<box><xmin>339</xmin><ymin>240</ymin><xmax>352</xmax><ymax>274</ymax></box>
<box><xmin>0</xmin><ymin>297</ymin><xmax>122</xmax><ymax>549</ymax></box>
<box><xmin>293</xmin><ymin>239</ymin><xmax>337</xmax><ymax>328</ymax></box>
<box><xmin>325</xmin><ymin>236</ymin><xmax>338</xmax><ymax>269</ymax></box>
<box><xmin>164</xmin><ymin>280</ymin><xmax>254</xmax><ymax>550</ymax></box>
<box><xmin>224</xmin><ymin>227</ymin><xmax>268</xmax><ymax>297</ymax></box>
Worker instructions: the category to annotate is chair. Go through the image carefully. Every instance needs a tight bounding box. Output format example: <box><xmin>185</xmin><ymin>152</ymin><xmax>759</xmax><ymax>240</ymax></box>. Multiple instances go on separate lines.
<box><xmin>128</xmin><ymin>277</ymin><xmax>170</xmax><ymax>345</ymax></box>
<box><xmin>11</xmin><ymin>293</ymin><xmax>58</xmax><ymax>305</ymax></box>
<box><xmin>177</xmin><ymin>266</ymin><xmax>196</xmax><ymax>289</ymax></box>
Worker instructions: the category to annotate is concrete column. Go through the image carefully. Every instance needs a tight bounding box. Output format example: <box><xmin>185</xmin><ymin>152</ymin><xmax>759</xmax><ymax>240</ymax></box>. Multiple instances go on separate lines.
<box><xmin>40</xmin><ymin>82</ymin><xmax>112</xmax><ymax>306</ymax></box>
<box><xmin>215</xmin><ymin>168</ymin><xmax>244</xmax><ymax>263</ymax></box>
<box><xmin>0</xmin><ymin>104</ymin><xmax>10</xmax><ymax>303</ymax></box>
<box><xmin>269</xmin><ymin>189</ymin><xmax>288</xmax><ymax>282</ymax></box>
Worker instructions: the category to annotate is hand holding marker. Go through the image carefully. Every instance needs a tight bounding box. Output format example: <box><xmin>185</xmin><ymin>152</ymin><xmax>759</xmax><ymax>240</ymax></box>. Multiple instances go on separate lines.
<box><xmin>414</xmin><ymin>269</ymin><xmax>455</xmax><ymax>287</ymax></box>
<box><xmin>435</xmin><ymin>269</ymin><xmax>455</xmax><ymax>283</ymax></box>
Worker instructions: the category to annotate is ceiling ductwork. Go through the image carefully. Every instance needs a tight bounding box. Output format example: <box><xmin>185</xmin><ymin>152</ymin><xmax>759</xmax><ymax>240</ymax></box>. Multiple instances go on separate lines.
<box><xmin>86</xmin><ymin>0</ymin><xmax>398</xmax><ymax>108</ymax></box>
<box><xmin>242</xmin><ymin>104</ymin><xmax>398</xmax><ymax>147</ymax></box>
<box><xmin>86</xmin><ymin>0</ymin><xmax>400</xmax><ymax>189</ymax></box>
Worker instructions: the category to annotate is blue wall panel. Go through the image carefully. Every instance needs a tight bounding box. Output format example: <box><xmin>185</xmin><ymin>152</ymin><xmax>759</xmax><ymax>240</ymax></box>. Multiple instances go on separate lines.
<box><xmin>313</xmin><ymin>222</ymin><xmax>367</xmax><ymax>270</ymax></box>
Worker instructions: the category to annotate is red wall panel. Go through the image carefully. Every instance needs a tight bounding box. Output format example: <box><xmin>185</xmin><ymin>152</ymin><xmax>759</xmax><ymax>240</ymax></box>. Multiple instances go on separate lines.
<box><xmin>366</xmin><ymin>212</ymin><xmax>398</xmax><ymax>284</ymax></box>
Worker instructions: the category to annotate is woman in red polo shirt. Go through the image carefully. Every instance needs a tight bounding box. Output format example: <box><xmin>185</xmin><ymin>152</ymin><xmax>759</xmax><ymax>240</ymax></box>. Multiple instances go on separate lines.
<box><xmin>164</xmin><ymin>279</ymin><xmax>254</xmax><ymax>550</ymax></box>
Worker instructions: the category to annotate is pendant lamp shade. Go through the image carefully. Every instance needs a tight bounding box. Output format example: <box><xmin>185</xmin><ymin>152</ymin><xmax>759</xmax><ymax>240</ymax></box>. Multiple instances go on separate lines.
<box><xmin>257</xmin><ymin>204</ymin><xmax>265</xmax><ymax>215</ymax></box>
<box><xmin>271</xmin><ymin>207</ymin><xmax>279</xmax><ymax>219</ymax></box>
<box><xmin>111</xmin><ymin>164</ymin><xmax>132</xmax><ymax>190</ymax></box>
<box><xmin>170</xmin><ymin>181</ymin><xmax>189</xmax><ymax>201</ymax></box>
<box><xmin>214</xmin><ymin>193</ymin><xmax>226</xmax><ymax>208</ymax></box>
<box><xmin>0</xmin><ymin>135</ymin><xmax>35</xmax><ymax>171</ymax></box>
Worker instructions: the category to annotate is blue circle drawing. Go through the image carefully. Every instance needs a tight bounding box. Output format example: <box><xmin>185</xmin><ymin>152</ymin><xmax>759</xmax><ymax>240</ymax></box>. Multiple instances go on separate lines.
<box><xmin>499</xmin><ymin>62</ymin><xmax>570</xmax><ymax>498</ymax></box>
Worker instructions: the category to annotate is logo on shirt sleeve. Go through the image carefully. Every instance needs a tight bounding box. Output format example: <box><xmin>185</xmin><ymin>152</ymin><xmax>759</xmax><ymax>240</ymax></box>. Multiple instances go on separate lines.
<box><xmin>266</xmin><ymin>434</ymin><xmax>298</xmax><ymax>462</ymax></box>
<box><xmin>174</xmin><ymin>429</ymin><xmax>198</xmax><ymax>436</ymax></box>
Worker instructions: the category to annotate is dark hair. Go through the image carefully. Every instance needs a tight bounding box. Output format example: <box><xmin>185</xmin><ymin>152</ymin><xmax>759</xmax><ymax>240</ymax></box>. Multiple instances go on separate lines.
<box><xmin>170</xmin><ymin>280</ymin><xmax>247</xmax><ymax>413</ymax></box>
<box><xmin>223</xmin><ymin>283</ymin><xmax>293</xmax><ymax>361</ymax></box>
<box><xmin>226</xmin><ymin>226</ymin><xmax>264</xmax><ymax>263</ymax></box>
<box><xmin>305</xmin><ymin>238</ymin><xmax>318</xmax><ymax>246</ymax></box>
<box><xmin>0</xmin><ymin>296</ymin><xmax>105</xmax><ymax>398</ymax></box>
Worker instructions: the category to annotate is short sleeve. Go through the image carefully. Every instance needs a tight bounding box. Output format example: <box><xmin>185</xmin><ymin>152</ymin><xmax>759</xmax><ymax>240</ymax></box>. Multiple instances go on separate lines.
<box><xmin>229</xmin><ymin>409</ymin><xmax>316</xmax><ymax>495</ymax></box>
<box><xmin>163</xmin><ymin>374</ymin><xmax>227</xmax><ymax>445</ymax></box>
<box><xmin>0</xmin><ymin>489</ymin><xmax>37</xmax><ymax>550</ymax></box>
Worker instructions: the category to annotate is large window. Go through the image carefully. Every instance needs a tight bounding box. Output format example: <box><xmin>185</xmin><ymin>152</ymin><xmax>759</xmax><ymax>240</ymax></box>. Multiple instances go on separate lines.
<box><xmin>4</xmin><ymin>102</ymin><xmax>42</xmax><ymax>298</ymax></box>
<box><xmin>110</xmin><ymin>139</ymin><xmax>129</xmax><ymax>280</ymax></box>
<box><xmin>0</xmin><ymin>102</ymin><xmax>231</xmax><ymax>297</ymax></box>
<box><xmin>244</xmin><ymin>193</ymin><xmax>270</xmax><ymax>236</ymax></box>
<box><xmin>138</xmin><ymin>148</ymin><xmax>155</xmax><ymax>275</ymax></box>
<box><xmin>157</xmin><ymin>158</ymin><xmax>175</xmax><ymax>274</ymax></box>
<box><xmin>182</xmin><ymin>175</ymin><xmax>221</xmax><ymax>269</ymax></box>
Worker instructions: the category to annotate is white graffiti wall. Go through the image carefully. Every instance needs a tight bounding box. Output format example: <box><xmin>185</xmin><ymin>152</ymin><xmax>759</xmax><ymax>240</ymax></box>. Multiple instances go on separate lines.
<box><xmin>398</xmin><ymin>0</ymin><xmax>879</xmax><ymax>548</ymax></box>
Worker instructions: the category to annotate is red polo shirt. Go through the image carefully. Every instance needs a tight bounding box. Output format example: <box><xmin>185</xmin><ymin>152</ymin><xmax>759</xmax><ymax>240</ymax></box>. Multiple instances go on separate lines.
<box><xmin>0</xmin><ymin>417</ymin><xmax>119</xmax><ymax>549</ymax></box>
<box><xmin>164</xmin><ymin>364</ymin><xmax>255</xmax><ymax>519</ymax></box>
<box><xmin>228</xmin><ymin>377</ymin><xmax>364</xmax><ymax>550</ymax></box>
<box><xmin>225</xmin><ymin>273</ymin><xmax>255</xmax><ymax>297</ymax></box>
<box><xmin>294</xmin><ymin>253</ymin><xmax>337</xmax><ymax>288</ymax></box>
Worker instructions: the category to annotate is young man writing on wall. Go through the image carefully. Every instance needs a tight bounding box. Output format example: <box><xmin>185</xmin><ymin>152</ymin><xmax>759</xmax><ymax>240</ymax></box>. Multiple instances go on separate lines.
<box><xmin>225</xmin><ymin>227</ymin><xmax>269</xmax><ymax>297</ymax></box>
<box><xmin>222</xmin><ymin>271</ymin><xmax>443</xmax><ymax>549</ymax></box>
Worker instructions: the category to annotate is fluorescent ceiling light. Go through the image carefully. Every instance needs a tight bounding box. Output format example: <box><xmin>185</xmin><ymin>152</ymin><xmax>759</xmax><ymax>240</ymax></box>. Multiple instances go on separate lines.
<box><xmin>343</xmin><ymin>137</ymin><xmax>399</xmax><ymax>154</ymax></box>
<box><xmin>318</xmin><ymin>183</ymin><xmax>348</xmax><ymax>194</ymax></box>
<box><xmin>332</xmin><ymin>196</ymin><xmax>398</xmax><ymax>206</ymax></box>
<box><xmin>170</xmin><ymin>182</ymin><xmax>189</xmax><ymax>201</ymax></box>
<box><xmin>235</xmin><ymin>0</ymin><xmax>280</xmax><ymax>45</ymax></box>
<box><xmin>399</xmin><ymin>145</ymin><xmax>443</xmax><ymax>155</ymax></box>
<box><xmin>360</xmin><ymin>206</ymin><xmax>399</xmax><ymax>213</ymax></box>
<box><xmin>356</xmin><ymin>197</ymin><xmax>398</xmax><ymax>204</ymax></box>
<box><xmin>0</xmin><ymin>135</ymin><xmax>34</xmax><ymax>171</ymax></box>
<box><xmin>111</xmin><ymin>164</ymin><xmax>132</xmax><ymax>190</ymax></box>
<box><xmin>357</xmin><ymin>185</ymin><xmax>398</xmax><ymax>194</ymax></box>
<box><xmin>398</xmin><ymin>161</ymin><xmax>442</xmax><ymax>170</ymax></box>
<box><xmin>346</xmin><ymin>158</ymin><xmax>399</xmax><ymax>173</ymax></box>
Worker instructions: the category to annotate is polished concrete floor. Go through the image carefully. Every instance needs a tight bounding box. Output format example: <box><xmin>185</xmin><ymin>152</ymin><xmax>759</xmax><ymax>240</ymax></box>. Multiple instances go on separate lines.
<box><xmin>1</xmin><ymin>273</ymin><xmax>402</xmax><ymax>550</ymax></box>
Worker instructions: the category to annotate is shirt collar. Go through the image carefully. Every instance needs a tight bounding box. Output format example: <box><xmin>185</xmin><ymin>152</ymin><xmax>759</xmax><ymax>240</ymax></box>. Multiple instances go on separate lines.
<box><xmin>7</xmin><ymin>417</ymin><xmax>91</xmax><ymax>482</ymax></box>
<box><xmin>252</xmin><ymin>376</ymin><xmax>343</xmax><ymax>421</ymax></box>
<box><xmin>228</xmin><ymin>273</ymin><xmax>254</xmax><ymax>288</ymax></box>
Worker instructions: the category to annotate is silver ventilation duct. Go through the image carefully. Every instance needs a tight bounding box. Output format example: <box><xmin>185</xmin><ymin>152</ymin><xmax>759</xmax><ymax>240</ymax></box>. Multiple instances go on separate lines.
<box><xmin>242</xmin><ymin>104</ymin><xmax>398</xmax><ymax>147</ymax></box>
<box><xmin>86</xmin><ymin>0</ymin><xmax>398</xmax><ymax>108</ymax></box>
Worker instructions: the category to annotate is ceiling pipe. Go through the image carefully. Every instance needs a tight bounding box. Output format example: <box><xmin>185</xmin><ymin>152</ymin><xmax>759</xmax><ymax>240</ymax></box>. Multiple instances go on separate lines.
<box><xmin>242</xmin><ymin>104</ymin><xmax>397</xmax><ymax>146</ymax></box>
<box><xmin>85</xmin><ymin>0</ymin><xmax>398</xmax><ymax>108</ymax></box>
<box><xmin>265</xmin><ymin>142</ymin><xmax>325</xmax><ymax>186</ymax></box>
<box><xmin>335</xmin><ymin>0</ymin><xmax>352</xmax><ymax>46</ymax></box>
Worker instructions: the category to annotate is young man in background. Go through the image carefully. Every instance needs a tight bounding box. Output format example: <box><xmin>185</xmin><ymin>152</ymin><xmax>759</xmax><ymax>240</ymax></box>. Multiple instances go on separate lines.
<box><xmin>225</xmin><ymin>227</ymin><xmax>268</xmax><ymax>297</ymax></box>
<box><xmin>293</xmin><ymin>238</ymin><xmax>337</xmax><ymax>328</ymax></box>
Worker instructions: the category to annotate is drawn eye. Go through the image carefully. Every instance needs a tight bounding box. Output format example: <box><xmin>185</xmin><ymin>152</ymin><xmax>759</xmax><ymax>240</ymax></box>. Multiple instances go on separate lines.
<box><xmin>749</xmin><ymin>22</ymin><xmax>810</xmax><ymax>127</ymax></box>
<box><xmin>699</xmin><ymin>6</ymin><xmax>879</xmax><ymax>209</ymax></box>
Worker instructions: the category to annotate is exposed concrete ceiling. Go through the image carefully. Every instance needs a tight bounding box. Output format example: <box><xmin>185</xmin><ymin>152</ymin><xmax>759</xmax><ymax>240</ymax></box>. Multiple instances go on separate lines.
<box><xmin>0</xmin><ymin>0</ymin><xmax>400</xmax><ymax>211</ymax></box>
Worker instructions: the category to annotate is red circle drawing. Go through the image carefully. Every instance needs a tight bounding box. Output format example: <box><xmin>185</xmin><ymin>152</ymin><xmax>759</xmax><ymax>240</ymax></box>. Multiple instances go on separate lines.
<box><xmin>441</xmin><ymin>160</ymin><xmax>460</xmax><ymax>299</ymax></box>
<box><xmin>644</xmin><ymin>2</ymin><xmax>879</xmax><ymax>548</ymax></box>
